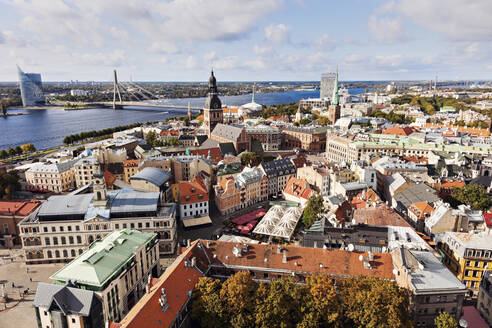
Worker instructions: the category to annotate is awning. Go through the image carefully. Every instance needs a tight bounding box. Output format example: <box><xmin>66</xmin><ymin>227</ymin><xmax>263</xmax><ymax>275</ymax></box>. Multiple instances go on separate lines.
<box><xmin>182</xmin><ymin>216</ymin><xmax>212</xmax><ymax>228</ymax></box>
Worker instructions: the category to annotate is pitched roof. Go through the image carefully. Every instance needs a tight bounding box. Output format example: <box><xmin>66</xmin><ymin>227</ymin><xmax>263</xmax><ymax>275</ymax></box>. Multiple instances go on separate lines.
<box><xmin>114</xmin><ymin>242</ymin><xmax>205</xmax><ymax>328</ymax></box>
<box><xmin>179</xmin><ymin>177</ymin><xmax>209</xmax><ymax>204</ymax></box>
<box><xmin>190</xmin><ymin>148</ymin><xmax>223</xmax><ymax>164</ymax></box>
<box><xmin>350</xmin><ymin>189</ymin><xmax>381</xmax><ymax>208</ymax></box>
<box><xmin>219</xmin><ymin>142</ymin><xmax>237</xmax><ymax>156</ymax></box>
<box><xmin>130</xmin><ymin>167</ymin><xmax>171</xmax><ymax>187</ymax></box>
<box><xmin>0</xmin><ymin>200</ymin><xmax>40</xmax><ymax>216</ymax></box>
<box><xmin>382</xmin><ymin>126</ymin><xmax>416</xmax><ymax>136</ymax></box>
<box><xmin>353</xmin><ymin>204</ymin><xmax>412</xmax><ymax>228</ymax></box>
<box><xmin>33</xmin><ymin>282</ymin><xmax>97</xmax><ymax>317</ymax></box>
<box><xmin>211</xmin><ymin>123</ymin><xmax>244</xmax><ymax>141</ymax></box>
<box><xmin>123</xmin><ymin>159</ymin><xmax>140</xmax><ymax>168</ymax></box>
<box><xmin>260</xmin><ymin>158</ymin><xmax>296</xmax><ymax>178</ymax></box>
<box><xmin>50</xmin><ymin>230</ymin><xmax>156</xmax><ymax>288</ymax></box>
<box><xmin>408</xmin><ymin>202</ymin><xmax>434</xmax><ymax>220</ymax></box>
<box><xmin>283</xmin><ymin>176</ymin><xmax>312</xmax><ymax>200</ymax></box>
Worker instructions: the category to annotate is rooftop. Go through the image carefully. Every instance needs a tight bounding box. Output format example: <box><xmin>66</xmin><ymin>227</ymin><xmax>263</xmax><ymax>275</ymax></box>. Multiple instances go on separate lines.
<box><xmin>0</xmin><ymin>200</ymin><xmax>40</xmax><ymax>216</ymax></box>
<box><xmin>50</xmin><ymin>229</ymin><xmax>156</xmax><ymax>288</ymax></box>
<box><xmin>353</xmin><ymin>204</ymin><xmax>411</xmax><ymax>228</ymax></box>
<box><xmin>130</xmin><ymin>167</ymin><xmax>171</xmax><ymax>187</ymax></box>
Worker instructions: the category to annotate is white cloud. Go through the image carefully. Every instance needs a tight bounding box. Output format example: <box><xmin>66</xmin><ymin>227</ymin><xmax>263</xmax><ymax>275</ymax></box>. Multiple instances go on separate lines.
<box><xmin>397</xmin><ymin>0</ymin><xmax>492</xmax><ymax>41</ymax></box>
<box><xmin>203</xmin><ymin>51</ymin><xmax>217</xmax><ymax>64</ymax></box>
<box><xmin>314</xmin><ymin>34</ymin><xmax>335</xmax><ymax>51</ymax></box>
<box><xmin>253</xmin><ymin>44</ymin><xmax>273</xmax><ymax>55</ymax></box>
<box><xmin>368</xmin><ymin>16</ymin><xmax>408</xmax><ymax>44</ymax></box>
<box><xmin>183</xmin><ymin>56</ymin><xmax>197</xmax><ymax>70</ymax></box>
<box><xmin>264</xmin><ymin>24</ymin><xmax>290</xmax><ymax>44</ymax></box>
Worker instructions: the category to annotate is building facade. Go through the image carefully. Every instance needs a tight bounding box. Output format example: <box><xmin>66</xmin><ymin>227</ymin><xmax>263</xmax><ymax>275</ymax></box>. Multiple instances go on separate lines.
<box><xmin>246</xmin><ymin>125</ymin><xmax>282</xmax><ymax>151</ymax></box>
<box><xmin>19</xmin><ymin>179</ymin><xmax>177</xmax><ymax>264</ymax></box>
<box><xmin>478</xmin><ymin>271</ymin><xmax>492</xmax><ymax>326</ymax></box>
<box><xmin>282</xmin><ymin>126</ymin><xmax>327</xmax><ymax>152</ymax></box>
<box><xmin>17</xmin><ymin>65</ymin><xmax>45</xmax><ymax>107</ymax></box>
<box><xmin>49</xmin><ymin>229</ymin><xmax>160</xmax><ymax>323</ymax></box>
<box><xmin>260</xmin><ymin>158</ymin><xmax>296</xmax><ymax>197</ymax></box>
<box><xmin>0</xmin><ymin>200</ymin><xmax>40</xmax><ymax>247</ymax></box>
<box><xmin>25</xmin><ymin>161</ymin><xmax>76</xmax><ymax>193</ymax></box>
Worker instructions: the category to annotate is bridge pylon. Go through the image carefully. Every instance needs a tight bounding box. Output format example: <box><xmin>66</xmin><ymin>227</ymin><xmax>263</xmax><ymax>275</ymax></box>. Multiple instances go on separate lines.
<box><xmin>113</xmin><ymin>69</ymin><xmax>122</xmax><ymax>109</ymax></box>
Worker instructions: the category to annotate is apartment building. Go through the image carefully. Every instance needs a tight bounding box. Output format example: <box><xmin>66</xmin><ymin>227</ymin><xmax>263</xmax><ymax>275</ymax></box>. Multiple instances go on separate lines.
<box><xmin>392</xmin><ymin>247</ymin><xmax>467</xmax><ymax>328</ymax></box>
<box><xmin>437</xmin><ymin>231</ymin><xmax>492</xmax><ymax>296</ymax></box>
<box><xmin>25</xmin><ymin>161</ymin><xmax>76</xmax><ymax>192</ymax></box>
<box><xmin>214</xmin><ymin>166</ymin><xmax>268</xmax><ymax>215</ymax></box>
<box><xmin>19</xmin><ymin>178</ymin><xmax>177</xmax><ymax>264</ymax></box>
<box><xmin>140</xmin><ymin>155</ymin><xmax>212</xmax><ymax>185</ymax></box>
<box><xmin>296</xmin><ymin>165</ymin><xmax>330</xmax><ymax>196</ymax></box>
<box><xmin>478</xmin><ymin>271</ymin><xmax>492</xmax><ymax>326</ymax></box>
<box><xmin>260</xmin><ymin>158</ymin><xmax>296</xmax><ymax>197</ymax></box>
<box><xmin>123</xmin><ymin>159</ymin><xmax>140</xmax><ymax>183</ymax></box>
<box><xmin>178</xmin><ymin>177</ymin><xmax>210</xmax><ymax>226</ymax></box>
<box><xmin>49</xmin><ymin>229</ymin><xmax>160</xmax><ymax>323</ymax></box>
<box><xmin>282</xmin><ymin>126</ymin><xmax>327</xmax><ymax>152</ymax></box>
<box><xmin>246</xmin><ymin>125</ymin><xmax>282</xmax><ymax>151</ymax></box>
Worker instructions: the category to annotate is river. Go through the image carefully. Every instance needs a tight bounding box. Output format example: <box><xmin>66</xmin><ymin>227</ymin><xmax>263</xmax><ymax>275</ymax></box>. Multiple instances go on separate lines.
<box><xmin>0</xmin><ymin>89</ymin><xmax>364</xmax><ymax>150</ymax></box>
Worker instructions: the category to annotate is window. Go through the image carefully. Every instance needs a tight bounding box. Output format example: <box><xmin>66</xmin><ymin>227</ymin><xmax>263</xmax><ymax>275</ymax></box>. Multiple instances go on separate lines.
<box><xmin>53</xmin><ymin>237</ymin><xmax>58</xmax><ymax>245</ymax></box>
<box><xmin>115</xmin><ymin>224</ymin><xmax>119</xmax><ymax>229</ymax></box>
<box><xmin>72</xmin><ymin>318</ymin><xmax>76</xmax><ymax>324</ymax></box>
<box><xmin>45</xmin><ymin>237</ymin><xmax>50</xmax><ymax>245</ymax></box>
<box><xmin>145</xmin><ymin>222</ymin><xmax>150</xmax><ymax>228</ymax></box>
<box><xmin>63</xmin><ymin>250</ymin><xmax>68</xmax><ymax>257</ymax></box>
<box><xmin>69</xmin><ymin>236</ymin><xmax>74</xmax><ymax>244</ymax></box>
<box><xmin>71</xmin><ymin>250</ymin><xmax>76</xmax><ymax>257</ymax></box>
<box><xmin>67</xmin><ymin>226</ymin><xmax>72</xmax><ymax>232</ymax></box>
<box><xmin>51</xmin><ymin>226</ymin><xmax>56</xmax><ymax>232</ymax></box>
<box><xmin>43</xmin><ymin>227</ymin><xmax>48</xmax><ymax>233</ymax></box>
<box><xmin>59</xmin><ymin>226</ymin><xmax>64</xmax><ymax>232</ymax></box>
<box><xmin>75</xmin><ymin>225</ymin><xmax>80</xmax><ymax>231</ymax></box>
<box><xmin>123</xmin><ymin>224</ymin><xmax>127</xmax><ymax>229</ymax></box>
<box><xmin>47</xmin><ymin>251</ymin><xmax>52</xmax><ymax>258</ymax></box>
<box><xmin>130</xmin><ymin>223</ymin><xmax>135</xmax><ymax>229</ymax></box>
<box><xmin>77</xmin><ymin>236</ymin><xmax>82</xmax><ymax>244</ymax></box>
<box><xmin>55</xmin><ymin>250</ymin><xmax>60</xmax><ymax>258</ymax></box>
<box><xmin>61</xmin><ymin>237</ymin><xmax>66</xmax><ymax>245</ymax></box>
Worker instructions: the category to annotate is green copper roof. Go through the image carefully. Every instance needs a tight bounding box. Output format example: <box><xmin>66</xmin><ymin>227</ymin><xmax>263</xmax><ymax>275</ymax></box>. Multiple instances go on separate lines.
<box><xmin>50</xmin><ymin>229</ymin><xmax>156</xmax><ymax>289</ymax></box>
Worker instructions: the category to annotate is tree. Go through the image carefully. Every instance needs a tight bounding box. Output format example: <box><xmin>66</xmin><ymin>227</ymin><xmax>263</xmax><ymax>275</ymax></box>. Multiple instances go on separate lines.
<box><xmin>302</xmin><ymin>194</ymin><xmax>325</xmax><ymax>228</ymax></box>
<box><xmin>450</xmin><ymin>183</ymin><xmax>491</xmax><ymax>211</ymax></box>
<box><xmin>145</xmin><ymin>130</ymin><xmax>159</xmax><ymax>147</ymax></box>
<box><xmin>7</xmin><ymin>147</ymin><xmax>15</xmax><ymax>157</ymax></box>
<box><xmin>434</xmin><ymin>312</ymin><xmax>458</xmax><ymax>328</ymax></box>
<box><xmin>219</xmin><ymin>271</ymin><xmax>256</xmax><ymax>328</ymax></box>
<box><xmin>165</xmin><ymin>137</ymin><xmax>182</xmax><ymax>147</ymax></box>
<box><xmin>21</xmin><ymin>143</ymin><xmax>36</xmax><ymax>153</ymax></box>
<box><xmin>338</xmin><ymin>276</ymin><xmax>412</xmax><ymax>328</ymax></box>
<box><xmin>241</xmin><ymin>152</ymin><xmax>261</xmax><ymax>167</ymax></box>
<box><xmin>14</xmin><ymin>146</ymin><xmax>22</xmax><ymax>155</ymax></box>
<box><xmin>191</xmin><ymin>277</ymin><xmax>229</xmax><ymax>328</ymax></box>
<box><xmin>0</xmin><ymin>150</ymin><xmax>7</xmax><ymax>159</ymax></box>
<box><xmin>0</xmin><ymin>171</ymin><xmax>20</xmax><ymax>200</ymax></box>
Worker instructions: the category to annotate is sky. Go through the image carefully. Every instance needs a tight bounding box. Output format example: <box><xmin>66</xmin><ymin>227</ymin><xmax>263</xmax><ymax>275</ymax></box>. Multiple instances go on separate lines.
<box><xmin>0</xmin><ymin>0</ymin><xmax>491</xmax><ymax>82</ymax></box>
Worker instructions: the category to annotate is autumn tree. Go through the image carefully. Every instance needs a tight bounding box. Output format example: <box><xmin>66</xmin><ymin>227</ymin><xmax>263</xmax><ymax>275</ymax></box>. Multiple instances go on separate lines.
<box><xmin>21</xmin><ymin>143</ymin><xmax>36</xmax><ymax>153</ymax></box>
<box><xmin>338</xmin><ymin>276</ymin><xmax>412</xmax><ymax>328</ymax></box>
<box><xmin>434</xmin><ymin>312</ymin><xmax>458</xmax><ymax>328</ymax></box>
<box><xmin>450</xmin><ymin>183</ymin><xmax>491</xmax><ymax>211</ymax></box>
<box><xmin>302</xmin><ymin>194</ymin><xmax>325</xmax><ymax>229</ymax></box>
<box><xmin>241</xmin><ymin>152</ymin><xmax>262</xmax><ymax>167</ymax></box>
<box><xmin>191</xmin><ymin>277</ymin><xmax>229</xmax><ymax>328</ymax></box>
<box><xmin>254</xmin><ymin>277</ymin><xmax>304</xmax><ymax>328</ymax></box>
<box><xmin>219</xmin><ymin>271</ymin><xmax>256</xmax><ymax>328</ymax></box>
<box><xmin>0</xmin><ymin>171</ymin><xmax>20</xmax><ymax>200</ymax></box>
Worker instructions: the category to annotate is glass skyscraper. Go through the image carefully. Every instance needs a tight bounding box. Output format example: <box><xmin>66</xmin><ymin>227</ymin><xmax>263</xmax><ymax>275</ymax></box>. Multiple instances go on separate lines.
<box><xmin>17</xmin><ymin>65</ymin><xmax>45</xmax><ymax>107</ymax></box>
<box><xmin>320</xmin><ymin>72</ymin><xmax>336</xmax><ymax>100</ymax></box>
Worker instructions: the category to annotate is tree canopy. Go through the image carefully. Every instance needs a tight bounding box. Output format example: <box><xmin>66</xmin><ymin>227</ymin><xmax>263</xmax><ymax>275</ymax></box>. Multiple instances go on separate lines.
<box><xmin>191</xmin><ymin>272</ymin><xmax>412</xmax><ymax>328</ymax></box>
<box><xmin>302</xmin><ymin>194</ymin><xmax>325</xmax><ymax>229</ymax></box>
<box><xmin>0</xmin><ymin>171</ymin><xmax>20</xmax><ymax>200</ymax></box>
<box><xmin>434</xmin><ymin>312</ymin><xmax>458</xmax><ymax>328</ymax></box>
<box><xmin>241</xmin><ymin>152</ymin><xmax>262</xmax><ymax>167</ymax></box>
<box><xmin>450</xmin><ymin>183</ymin><xmax>491</xmax><ymax>211</ymax></box>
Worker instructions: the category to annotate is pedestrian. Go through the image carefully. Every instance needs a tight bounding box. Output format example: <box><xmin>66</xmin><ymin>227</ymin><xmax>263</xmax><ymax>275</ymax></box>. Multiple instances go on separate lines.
<box><xmin>12</xmin><ymin>282</ymin><xmax>14</xmax><ymax>288</ymax></box>
<box><xmin>26</xmin><ymin>267</ymin><xmax>29</xmax><ymax>274</ymax></box>
<box><xmin>29</xmin><ymin>277</ymin><xmax>32</xmax><ymax>282</ymax></box>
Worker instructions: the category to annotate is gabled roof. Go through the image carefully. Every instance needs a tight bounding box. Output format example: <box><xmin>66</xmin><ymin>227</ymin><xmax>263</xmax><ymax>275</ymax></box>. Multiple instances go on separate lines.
<box><xmin>0</xmin><ymin>200</ymin><xmax>40</xmax><ymax>216</ymax></box>
<box><xmin>353</xmin><ymin>204</ymin><xmax>411</xmax><ymax>228</ymax></box>
<box><xmin>211</xmin><ymin>123</ymin><xmax>244</xmax><ymax>141</ymax></box>
<box><xmin>260</xmin><ymin>158</ymin><xmax>296</xmax><ymax>178</ymax></box>
<box><xmin>190</xmin><ymin>147</ymin><xmax>223</xmax><ymax>164</ymax></box>
<box><xmin>130</xmin><ymin>167</ymin><xmax>171</xmax><ymax>187</ymax></box>
<box><xmin>179</xmin><ymin>177</ymin><xmax>209</xmax><ymax>204</ymax></box>
<box><xmin>283</xmin><ymin>176</ymin><xmax>312</xmax><ymax>200</ymax></box>
<box><xmin>408</xmin><ymin>201</ymin><xmax>434</xmax><ymax>219</ymax></box>
<box><xmin>219</xmin><ymin>142</ymin><xmax>237</xmax><ymax>156</ymax></box>
<box><xmin>33</xmin><ymin>282</ymin><xmax>97</xmax><ymax>316</ymax></box>
<box><xmin>382</xmin><ymin>126</ymin><xmax>416</xmax><ymax>136</ymax></box>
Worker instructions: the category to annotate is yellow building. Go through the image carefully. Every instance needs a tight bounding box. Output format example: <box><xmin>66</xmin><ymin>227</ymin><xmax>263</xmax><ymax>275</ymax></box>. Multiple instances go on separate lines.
<box><xmin>437</xmin><ymin>231</ymin><xmax>492</xmax><ymax>297</ymax></box>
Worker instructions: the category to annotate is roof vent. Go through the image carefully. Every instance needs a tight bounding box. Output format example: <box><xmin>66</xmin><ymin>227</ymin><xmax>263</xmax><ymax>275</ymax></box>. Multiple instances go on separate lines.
<box><xmin>282</xmin><ymin>250</ymin><xmax>287</xmax><ymax>263</ymax></box>
<box><xmin>232</xmin><ymin>246</ymin><xmax>242</xmax><ymax>258</ymax></box>
<box><xmin>159</xmin><ymin>288</ymin><xmax>169</xmax><ymax>312</ymax></box>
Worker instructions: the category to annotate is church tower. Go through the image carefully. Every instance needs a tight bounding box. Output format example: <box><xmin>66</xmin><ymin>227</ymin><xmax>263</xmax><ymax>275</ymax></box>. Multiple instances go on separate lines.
<box><xmin>93</xmin><ymin>173</ymin><xmax>108</xmax><ymax>207</ymax></box>
<box><xmin>328</xmin><ymin>68</ymin><xmax>341</xmax><ymax>125</ymax></box>
<box><xmin>203</xmin><ymin>70</ymin><xmax>223</xmax><ymax>137</ymax></box>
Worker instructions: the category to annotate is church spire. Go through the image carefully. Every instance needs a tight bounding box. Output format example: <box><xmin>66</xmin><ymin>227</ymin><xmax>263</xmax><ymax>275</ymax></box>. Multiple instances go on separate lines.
<box><xmin>332</xmin><ymin>66</ymin><xmax>339</xmax><ymax>106</ymax></box>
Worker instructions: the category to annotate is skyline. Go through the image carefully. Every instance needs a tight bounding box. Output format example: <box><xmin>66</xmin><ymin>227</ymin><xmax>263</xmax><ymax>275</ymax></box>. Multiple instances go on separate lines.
<box><xmin>1</xmin><ymin>0</ymin><xmax>492</xmax><ymax>81</ymax></box>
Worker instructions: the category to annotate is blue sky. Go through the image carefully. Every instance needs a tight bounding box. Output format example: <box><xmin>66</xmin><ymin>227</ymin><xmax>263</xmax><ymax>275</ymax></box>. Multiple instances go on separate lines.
<box><xmin>0</xmin><ymin>0</ymin><xmax>491</xmax><ymax>81</ymax></box>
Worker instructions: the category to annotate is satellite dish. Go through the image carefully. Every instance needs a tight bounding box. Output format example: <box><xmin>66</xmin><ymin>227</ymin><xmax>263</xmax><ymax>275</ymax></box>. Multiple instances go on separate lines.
<box><xmin>348</xmin><ymin>244</ymin><xmax>355</xmax><ymax>252</ymax></box>
<box><xmin>459</xmin><ymin>319</ymin><xmax>468</xmax><ymax>328</ymax></box>
<box><xmin>359</xmin><ymin>255</ymin><xmax>363</xmax><ymax>262</ymax></box>
<box><xmin>392</xmin><ymin>269</ymin><xmax>398</xmax><ymax>276</ymax></box>
<box><xmin>382</xmin><ymin>246</ymin><xmax>387</xmax><ymax>253</ymax></box>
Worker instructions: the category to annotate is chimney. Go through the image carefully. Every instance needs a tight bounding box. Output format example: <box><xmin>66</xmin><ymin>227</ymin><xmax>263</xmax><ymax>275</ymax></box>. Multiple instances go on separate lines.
<box><xmin>145</xmin><ymin>274</ymin><xmax>152</xmax><ymax>294</ymax></box>
<box><xmin>186</xmin><ymin>239</ymin><xmax>191</xmax><ymax>248</ymax></box>
<box><xmin>159</xmin><ymin>288</ymin><xmax>169</xmax><ymax>312</ymax></box>
<box><xmin>191</xmin><ymin>257</ymin><xmax>197</xmax><ymax>267</ymax></box>
<box><xmin>277</xmin><ymin>245</ymin><xmax>282</xmax><ymax>254</ymax></box>
<box><xmin>282</xmin><ymin>250</ymin><xmax>287</xmax><ymax>263</ymax></box>
<box><xmin>206</xmin><ymin>240</ymin><xmax>210</xmax><ymax>248</ymax></box>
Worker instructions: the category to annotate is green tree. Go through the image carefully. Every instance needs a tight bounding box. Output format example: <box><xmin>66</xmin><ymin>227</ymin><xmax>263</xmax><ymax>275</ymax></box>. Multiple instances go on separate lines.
<box><xmin>302</xmin><ymin>194</ymin><xmax>325</xmax><ymax>229</ymax></box>
<box><xmin>7</xmin><ymin>147</ymin><xmax>16</xmax><ymax>157</ymax></box>
<box><xmin>14</xmin><ymin>146</ymin><xmax>22</xmax><ymax>155</ymax></box>
<box><xmin>145</xmin><ymin>130</ymin><xmax>159</xmax><ymax>146</ymax></box>
<box><xmin>434</xmin><ymin>312</ymin><xmax>458</xmax><ymax>328</ymax></box>
<box><xmin>241</xmin><ymin>152</ymin><xmax>261</xmax><ymax>167</ymax></box>
<box><xmin>165</xmin><ymin>137</ymin><xmax>182</xmax><ymax>146</ymax></box>
<box><xmin>450</xmin><ymin>183</ymin><xmax>491</xmax><ymax>211</ymax></box>
<box><xmin>338</xmin><ymin>276</ymin><xmax>412</xmax><ymax>328</ymax></box>
<box><xmin>0</xmin><ymin>150</ymin><xmax>7</xmax><ymax>159</ymax></box>
<box><xmin>0</xmin><ymin>171</ymin><xmax>20</xmax><ymax>200</ymax></box>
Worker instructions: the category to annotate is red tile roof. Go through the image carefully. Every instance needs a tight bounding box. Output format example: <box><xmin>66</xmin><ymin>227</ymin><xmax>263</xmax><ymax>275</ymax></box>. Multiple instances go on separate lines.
<box><xmin>283</xmin><ymin>176</ymin><xmax>312</xmax><ymax>200</ymax></box>
<box><xmin>350</xmin><ymin>189</ymin><xmax>381</xmax><ymax>209</ymax></box>
<box><xmin>483</xmin><ymin>213</ymin><xmax>492</xmax><ymax>227</ymax></box>
<box><xmin>179</xmin><ymin>177</ymin><xmax>209</xmax><ymax>204</ymax></box>
<box><xmin>123</xmin><ymin>159</ymin><xmax>140</xmax><ymax>168</ymax></box>
<box><xmin>353</xmin><ymin>204</ymin><xmax>411</xmax><ymax>228</ymax></box>
<box><xmin>0</xmin><ymin>201</ymin><xmax>40</xmax><ymax>216</ymax></box>
<box><xmin>202</xmin><ymin>240</ymin><xmax>395</xmax><ymax>280</ymax></box>
<box><xmin>115</xmin><ymin>242</ymin><xmax>204</xmax><ymax>328</ymax></box>
<box><xmin>160</xmin><ymin>129</ymin><xmax>180</xmax><ymax>137</ymax></box>
<box><xmin>382</xmin><ymin>126</ymin><xmax>416</xmax><ymax>136</ymax></box>
<box><xmin>190</xmin><ymin>148</ymin><xmax>223</xmax><ymax>164</ymax></box>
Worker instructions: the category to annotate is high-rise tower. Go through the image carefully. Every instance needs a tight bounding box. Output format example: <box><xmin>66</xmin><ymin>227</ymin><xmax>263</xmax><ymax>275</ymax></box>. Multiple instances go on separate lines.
<box><xmin>203</xmin><ymin>70</ymin><xmax>223</xmax><ymax>137</ymax></box>
<box><xmin>17</xmin><ymin>65</ymin><xmax>45</xmax><ymax>107</ymax></box>
<box><xmin>320</xmin><ymin>72</ymin><xmax>336</xmax><ymax>99</ymax></box>
<box><xmin>327</xmin><ymin>68</ymin><xmax>340</xmax><ymax>125</ymax></box>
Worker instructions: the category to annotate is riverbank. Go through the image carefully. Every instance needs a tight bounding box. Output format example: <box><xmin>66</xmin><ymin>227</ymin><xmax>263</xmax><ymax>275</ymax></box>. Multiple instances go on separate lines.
<box><xmin>9</xmin><ymin>105</ymin><xmax>65</xmax><ymax>110</ymax></box>
<box><xmin>1</xmin><ymin>112</ymin><xmax>28</xmax><ymax>117</ymax></box>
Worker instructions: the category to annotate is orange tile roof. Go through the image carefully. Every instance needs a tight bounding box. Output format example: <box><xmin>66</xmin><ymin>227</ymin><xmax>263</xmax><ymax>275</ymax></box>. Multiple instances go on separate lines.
<box><xmin>160</xmin><ymin>129</ymin><xmax>180</xmax><ymax>137</ymax></box>
<box><xmin>382</xmin><ymin>126</ymin><xmax>416</xmax><ymax>136</ymax></box>
<box><xmin>402</xmin><ymin>155</ymin><xmax>428</xmax><ymax>164</ymax></box>
<box><xmin>178</xmin><ymin>177</ymin><xmax>209</xmax><ymax>204</ymax></box>
<box><xmin>104</xmin><ymin>171</ymin><xmax>116</xmax><ymax>187</ymax></box>
<box><xmin>350</xmin><ymin>189</ymin><xmax>381</xmax><ymax>209</ymax></box>
<box><xmin>424</xmin><ymin>123</ymin><xmax>491</xmax><ymax>137</ymax></box>
<box><xmin>283</xmin><ymin>176</ymin><xmax>312</xmax><ymax>200</ymax></box>
<box><xmin>115</xmin><ymin>242</ymin><xmax>204</xmax><ymax>328</ymax></box>
<box><xmin>223</xmin><ymin>106</ymin><xmax>239</xmax><ymax>114</ymax></box>
<box><xmin>0</xmin><ymin>201</ymin><xmax>40</xmax><ymax>216</ymax></box>
<box><xmin>440</xmin><ymin>180</ymin><xmax>464</xmax><ymax>190</ymax></box>
<box><xmin>202</xmin><ymin>240</ymin><xmax>395</xmax><ymax>280</ymax></box>
<box><xmin>352</xmin><ymin>204</ymin><xmax>411</xmax><ymax>228</ymax></box>
<box><xmin>408</xmin><ymin>202</ymin><xmax>434</xmax><ymax>220</ymax></box>
<box><xmin>190</xmin><ymin>148</ymin><xmax>223</xmax><ymax>164</ymax></box>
